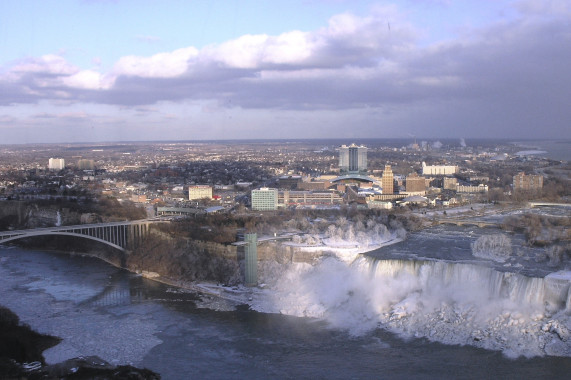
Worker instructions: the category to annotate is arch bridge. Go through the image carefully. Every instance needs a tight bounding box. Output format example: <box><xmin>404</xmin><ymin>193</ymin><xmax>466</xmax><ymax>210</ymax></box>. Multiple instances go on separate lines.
<box><xmin>0</xmin><ymin>219</ymin><xmax>165</xmax><ymax>252</ymax></box>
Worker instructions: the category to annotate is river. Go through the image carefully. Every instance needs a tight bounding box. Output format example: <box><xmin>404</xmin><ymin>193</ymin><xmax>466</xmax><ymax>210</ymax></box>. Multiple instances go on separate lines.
<box><xmin>1</xmin><ymin>223</ymin><xmax>571</xmax><ymax>379</ymax></box>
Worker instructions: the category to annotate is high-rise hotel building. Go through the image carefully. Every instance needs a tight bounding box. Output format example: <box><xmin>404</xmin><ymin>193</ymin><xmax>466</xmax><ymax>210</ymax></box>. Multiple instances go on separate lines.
<box><xmin>339</xmin><ymin>144</ymin><xmax>367</xmax><ymax>174</ymax></box>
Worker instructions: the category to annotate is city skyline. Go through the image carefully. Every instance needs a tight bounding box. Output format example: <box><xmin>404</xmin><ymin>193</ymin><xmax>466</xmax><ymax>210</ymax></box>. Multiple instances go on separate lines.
<box><xmin>1</xmin><ymin>0</ymin><xmax>570</xmax><ymax>144</ymax></box>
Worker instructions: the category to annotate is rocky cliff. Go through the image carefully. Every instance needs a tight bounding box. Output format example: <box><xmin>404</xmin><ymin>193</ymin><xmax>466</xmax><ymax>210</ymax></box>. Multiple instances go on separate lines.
<box><xmin>0</xmin><ymin>201</ymin><xmax>83</xmax><ymax>230</ymax></box>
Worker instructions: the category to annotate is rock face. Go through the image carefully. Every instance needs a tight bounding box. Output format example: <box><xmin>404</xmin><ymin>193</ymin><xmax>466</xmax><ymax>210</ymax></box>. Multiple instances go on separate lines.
<box><xmin>0</xmin><ymin>201</ymin><xmax>82</xmax><ymax>230</ymax></box>
<box><xmin>0</xmin><ymin>305</ymin><xmax>61</xmax><ymax>364</ymax></box>
<box><xmin>0</xmin><ymin>305</ymin><xmax>160</xmax><ymax>379</ymax></box>
<box><xmin>123</xmin><ymin>234</ymin><xmax>325</xmax><ymax>286</ymax></box>
<box><xmin>33</xmin><ymin>356</ymin><xmax>161</xmax><ymax>380</ymax></box>
<box><xmin>0</xmin><ymin>201</ymin><xmax>28</xmax><ymax>227</ymax></box>
<box><xmin>124</xmin><ymin>233</ymin><xmax>242</xmax><ymax>285</ymax></box>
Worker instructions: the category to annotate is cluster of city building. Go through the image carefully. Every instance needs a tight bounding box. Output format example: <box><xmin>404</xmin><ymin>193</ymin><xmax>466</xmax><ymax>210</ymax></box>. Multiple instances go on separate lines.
<box><xmin>0</xmin><ymin>140</ymin><xmax>552</xmax><ymax>216</ymax></box>
<box><xmin>249</xmin><ymin>143</ymin><xmax>544</xmax><ymax>211</ymax></box>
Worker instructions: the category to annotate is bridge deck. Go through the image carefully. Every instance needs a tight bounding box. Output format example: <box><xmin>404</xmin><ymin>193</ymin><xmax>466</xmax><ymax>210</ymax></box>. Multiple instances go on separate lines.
<box><xmin>0</xmin><ymin>219</ymin><xmax>167</xmax><ymax>251</ymax></box>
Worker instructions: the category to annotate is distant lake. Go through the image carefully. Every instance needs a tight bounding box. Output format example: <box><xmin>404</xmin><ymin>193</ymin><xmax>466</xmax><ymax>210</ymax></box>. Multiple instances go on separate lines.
<box><xmin>513</xmin><ymin>140</ymin><xmax>571</xmax><ymax>162</ymax></box>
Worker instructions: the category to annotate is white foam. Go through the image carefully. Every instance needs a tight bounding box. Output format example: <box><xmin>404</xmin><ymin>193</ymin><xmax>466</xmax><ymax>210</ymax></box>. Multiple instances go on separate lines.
<box><xmin>250</xmin><ymin>255</ymin><xmax>571</xmax><ymax>357</ymax></box>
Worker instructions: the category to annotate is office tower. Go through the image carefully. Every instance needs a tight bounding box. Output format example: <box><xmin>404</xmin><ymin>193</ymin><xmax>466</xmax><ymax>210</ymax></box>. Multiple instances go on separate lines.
<box><xmin>382</xmin><ymin>165</ymin><xmax>394</xmax><ymax>194</ymax></box>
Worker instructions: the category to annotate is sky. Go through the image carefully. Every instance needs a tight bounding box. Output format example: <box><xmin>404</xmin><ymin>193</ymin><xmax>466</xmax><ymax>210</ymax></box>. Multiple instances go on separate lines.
<box><xmin>0</xmin><ymin>0</ymin><xmax>570</xmax><ymax>144</ymax></box>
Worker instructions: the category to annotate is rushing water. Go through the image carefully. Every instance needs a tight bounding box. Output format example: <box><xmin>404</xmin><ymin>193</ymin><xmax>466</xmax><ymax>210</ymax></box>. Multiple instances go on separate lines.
<box><xmin>1</xmin><ymin>226</ymin><xmax>571</xmax><ymax>379</ymax></box>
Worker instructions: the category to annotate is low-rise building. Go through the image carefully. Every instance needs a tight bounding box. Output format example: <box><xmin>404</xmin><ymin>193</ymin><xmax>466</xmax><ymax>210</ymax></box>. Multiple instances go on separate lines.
<box><xmin>469</xmin><ymin>176</ymin><xmax>490</xmax><ymax>183</ymax></box>
<box><xmin>251</xmin><ymin>188</ymin><xmax>278</xmax><ymax>211</ymax></box>
<box><xmin>278</xmin><ymin>190</ymin><xmax>342</xmax><ymax>208</ymax></box>
<box><xmin>456</xmin><ymin>184</ymin><xmax>488</xmax><ymax>193</ymax></box>
<box><xmin>278</xmin><ymin>175</ymin><xmax>302</xmax><ymax>189</ymax></box>
<box><xmin>367</xmin><ymin>200</ymin><xmax>393</xmax><ymax>209</ymax></box>
<box><xmin>298</xmin><ymin>180</ymin><xmax>331</xmax><ymax>191</ymax></box>
<box><xmin>513</xmin><ymin>172</ymin><xmax>543</xmax><ymax>191</ymax></box>
<box><xmin>188</xmin><ymin>185</ymin><xmax>213</xmax><ymax>200</ymax></box>
<box><xmin>77</xmin><ymin>159</ymin><xmax>95</xmax><ymax>170</ymax></box>
<box><xmin>443</xmin><ymin>177</ymin><xmax>458</xmax><ymax>190</ymax></box>
<box><xmin>405</xmin><ymin>173</ymin><xmax>426</xmax><ymax>194</ymax></box>
<box><xmin>422</xmin><ymin>162</ymin><xmax>458</xmax><ymax>176</ymax></box>
<box><xmin>131</xmin><ymin>194</ymin><xmax>148</xmax><ymax>203</ymax></box>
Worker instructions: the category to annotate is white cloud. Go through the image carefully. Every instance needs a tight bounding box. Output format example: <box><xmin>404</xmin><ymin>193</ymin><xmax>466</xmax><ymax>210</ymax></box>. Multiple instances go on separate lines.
<box><xmin>263</xmin><ymin>31</ymin><xmax>317</xmax><ymax>64</ymax></box>
<box><xmin>202</xmin><ymin>34</ymin><xmax>270</xmax><ymax>69</ymax></box>
<box><xmin>202</xmin><ymin>30</ymin><xmax>323</xmax><ymax>69</ymax></box>
<box><xmin>11</xmin><ymin>54</ymin><xmax>77</xmax><ymax>75</ymax></box>
<box><xmin>62</xmin><ymin>70</ymin><xmax>113</xmax><ymax>90</ymax></box>
<box><xmin>113</xmin><ymin>47</ymin><xmax>199</xmax><ymax>78</ymax></box>
<box><xmin>326</xmin><ymin>12</ymin><xmax>361</xmax><ymax>36</ymax></box>
<box><xmin>198</xmin><ymin>10</ymin><xmax>409</xmax><ymax>70</ymax></box>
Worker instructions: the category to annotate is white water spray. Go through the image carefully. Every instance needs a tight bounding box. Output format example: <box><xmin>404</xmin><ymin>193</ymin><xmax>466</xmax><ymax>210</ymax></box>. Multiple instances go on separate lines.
<box><xmin>263</xmin><ymin>256</ymin><xmax>571</xmax><ymax>357</ymax></box>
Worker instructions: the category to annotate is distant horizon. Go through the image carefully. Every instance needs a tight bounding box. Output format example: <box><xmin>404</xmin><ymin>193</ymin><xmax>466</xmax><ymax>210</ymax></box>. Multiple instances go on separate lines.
<box><xmin>2</xmin><ymin>136</ymin><xmax>568</xmax><ymax>147</ymax></box>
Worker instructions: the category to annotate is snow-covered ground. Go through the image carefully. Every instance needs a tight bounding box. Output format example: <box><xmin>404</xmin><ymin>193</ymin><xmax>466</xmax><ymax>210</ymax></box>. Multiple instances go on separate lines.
<box><xmin>282</xmin><ymin>233</ymin><xmax>404</xmax><ymax>263</ymax></box>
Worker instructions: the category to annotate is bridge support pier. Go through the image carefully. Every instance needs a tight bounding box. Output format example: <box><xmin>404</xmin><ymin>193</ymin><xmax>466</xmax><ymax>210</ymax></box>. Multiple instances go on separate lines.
<box><xmin>245</xmin><ymin>233</ymin><xmax>258</xmax><ymax>287</ymax></box>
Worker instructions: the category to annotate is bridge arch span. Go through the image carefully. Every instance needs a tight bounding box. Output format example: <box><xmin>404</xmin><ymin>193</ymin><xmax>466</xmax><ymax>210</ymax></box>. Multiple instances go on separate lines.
<box><xmin>0</xmin><ymin>232</ymin><xmax>126</xmax><ymax>252</ymax></box>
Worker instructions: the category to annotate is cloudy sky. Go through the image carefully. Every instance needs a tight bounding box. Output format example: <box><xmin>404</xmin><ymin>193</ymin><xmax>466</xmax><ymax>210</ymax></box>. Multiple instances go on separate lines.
<box><xmin>1</xmin><ymin>0</ymin><xmax>570</xmax><ymax>144</ymax></box>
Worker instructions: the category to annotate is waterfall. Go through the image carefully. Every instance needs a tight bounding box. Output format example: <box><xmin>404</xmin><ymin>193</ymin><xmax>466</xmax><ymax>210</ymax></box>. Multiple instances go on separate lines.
<box><xmin>268</xmin><ymin>255</ymin><xmax>571</xmax><ymax>357</ymax></box>
<box><xmin>56</xmin><ymin>211</ymin><xmax>62</xmax><ymax>227</ymax></box>
<box><xmin>361</xmin><ymin>257</ymin><xmax>570</xmax><ymax>310</ymax></box>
